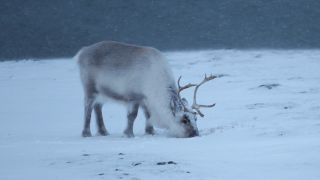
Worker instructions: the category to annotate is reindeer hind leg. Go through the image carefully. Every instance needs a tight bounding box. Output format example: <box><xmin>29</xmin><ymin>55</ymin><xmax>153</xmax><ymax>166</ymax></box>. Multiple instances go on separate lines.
<box><xmin>82</xmin><ymin>95</ymin><xmax>94</xmax><ymax>137</ymax></box>
<box><xmin>94</xmin><ymin>103</ymin><xmax>109</xmax><ymax>136</ymax></box>
<box><xmin>124</xmin><ymin>103</ymin><xmax>139</xmax><ymax>137</ymax></box>
<box><xmin>81</xmin><ymin>78</ymin><xmax>97</xmax><ymax>137</ymax></box>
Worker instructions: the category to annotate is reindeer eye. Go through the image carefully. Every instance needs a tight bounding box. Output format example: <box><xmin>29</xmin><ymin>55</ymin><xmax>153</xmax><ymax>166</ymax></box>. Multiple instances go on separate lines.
<box><xmin>182</xmin><ymin>119</ymin><xmax>188</xmax><ymax>124</ymax></box>
<box><xmin>181</xmin><ymin>116</ymin><xmax>189</xmax><ymax>124</ymax></box>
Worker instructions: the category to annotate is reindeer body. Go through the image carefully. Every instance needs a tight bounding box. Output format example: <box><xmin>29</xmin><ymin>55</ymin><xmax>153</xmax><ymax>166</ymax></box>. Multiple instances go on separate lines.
<box><xmin>76</xmin><ymin>41</ymin><xmax>197</xmax><ymax>137</ymax></box>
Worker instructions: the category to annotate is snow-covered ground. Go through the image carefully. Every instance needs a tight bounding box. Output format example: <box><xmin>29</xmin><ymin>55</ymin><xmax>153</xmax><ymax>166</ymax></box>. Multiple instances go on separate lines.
<box><xmin>0</xmin><ymin>50</ymin><xmax>320</xmax><ymax>180</ymax></box>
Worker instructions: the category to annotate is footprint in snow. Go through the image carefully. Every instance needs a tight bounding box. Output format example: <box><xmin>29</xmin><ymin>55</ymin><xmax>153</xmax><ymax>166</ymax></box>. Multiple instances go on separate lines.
<box><xmin>156</xmin><ymin>161</ymin><xmax>177</xmax><ymax>165</ymax></box>
<box><xmin>258</xmin><ymin>83</ymin><xmax>280</xmax><ymax>90</ymax></box>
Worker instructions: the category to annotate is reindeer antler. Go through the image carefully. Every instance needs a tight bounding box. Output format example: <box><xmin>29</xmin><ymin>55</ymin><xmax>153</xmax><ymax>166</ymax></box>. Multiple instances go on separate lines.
<box><xmin>177</xmin><ymin>76</ymin><xmax>196</xmax><ymax>96</ymax></box>
<box><xmin>191</xmin><ymin>74</ymin><xmax>216</xmax><ymax>117</ymax></box>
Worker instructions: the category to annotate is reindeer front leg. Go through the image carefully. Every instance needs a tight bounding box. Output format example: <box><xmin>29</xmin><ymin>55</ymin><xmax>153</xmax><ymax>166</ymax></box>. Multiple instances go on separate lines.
<box><xmin>143</xmin><ymin>106</ymin><xmax>154</xmax><ymax>135</ymax></box>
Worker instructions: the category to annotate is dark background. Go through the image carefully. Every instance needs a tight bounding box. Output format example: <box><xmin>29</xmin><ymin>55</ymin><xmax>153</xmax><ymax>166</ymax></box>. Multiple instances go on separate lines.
<box><xmin>1</xmin><ymin>0</ymin><xmax>320</xmax><ymax>61</ymax></box>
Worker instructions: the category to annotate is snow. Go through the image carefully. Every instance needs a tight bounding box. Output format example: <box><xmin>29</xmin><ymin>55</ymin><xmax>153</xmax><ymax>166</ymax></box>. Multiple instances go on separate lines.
<box><xmin>0</xmin><ymin>50</ymin><xmax>320</xmax><ymax>180</ymax></box>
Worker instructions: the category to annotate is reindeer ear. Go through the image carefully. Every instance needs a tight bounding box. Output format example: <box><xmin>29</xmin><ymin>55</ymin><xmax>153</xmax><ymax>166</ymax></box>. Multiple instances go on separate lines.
<box><xmin>170</xmin><ymin>99</ymin><xmax>176</xmax><ymax>116</ymax></box>
<box><xmin>181</xmin><ymin>98</ymin><xmax>189</xmax><ymax>107</ymax></box>
<box><xmin>170</xmin><ymin>96</ymin><xmax>184</xmax><ymax>116</ymax></box>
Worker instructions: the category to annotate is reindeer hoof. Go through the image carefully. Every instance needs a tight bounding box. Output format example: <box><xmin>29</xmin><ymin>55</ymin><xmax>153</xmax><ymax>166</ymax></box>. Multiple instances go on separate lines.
<box><xmin>124</xmin><ymin>129</ymin><xmax>134</xmax><ymax>138</ymax></box>
<box><xmin>82</xmin><ymin>130</ymin><xmax>92</xmax><ymax>137</ymax></box>
<box><xmin>145</xmin><ymin>126</ymin><xmax>155</xmax><ymax>135</ymax></box>
<box><xmin>125</xmin><ymin>134</ymin><xmax>134</xmax><ymax>138</ymax></box>
<box><xmin>98</xmin><ymin>128</ymin><xmax>109</xmax><ymax>136</ymax></box>
<box><xmin>97</xmin><ymin>130</ymin><xmax>109</xmax><ymax>136</ymax></box>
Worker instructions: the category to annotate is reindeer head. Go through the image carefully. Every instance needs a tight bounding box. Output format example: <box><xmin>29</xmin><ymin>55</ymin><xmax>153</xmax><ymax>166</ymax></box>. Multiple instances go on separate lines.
<box><xmin>170</xmin><ymin>74</ymin><xmax>216</xmax><ymax>138</ymax></box>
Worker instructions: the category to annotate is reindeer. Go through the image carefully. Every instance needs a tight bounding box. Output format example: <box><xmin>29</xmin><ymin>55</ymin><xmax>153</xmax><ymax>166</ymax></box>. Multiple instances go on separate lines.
<box><xmin>75</xmin><ymin>41</ymin><xmax>215</xmax><ymax>138</ymax></box>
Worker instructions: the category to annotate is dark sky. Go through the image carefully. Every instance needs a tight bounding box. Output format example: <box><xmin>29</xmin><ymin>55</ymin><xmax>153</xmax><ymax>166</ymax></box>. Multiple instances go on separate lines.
<box><xmin>1</xmin><ymin>0</ymin><xmax>320</xmax><ymax>60</ymax></box>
